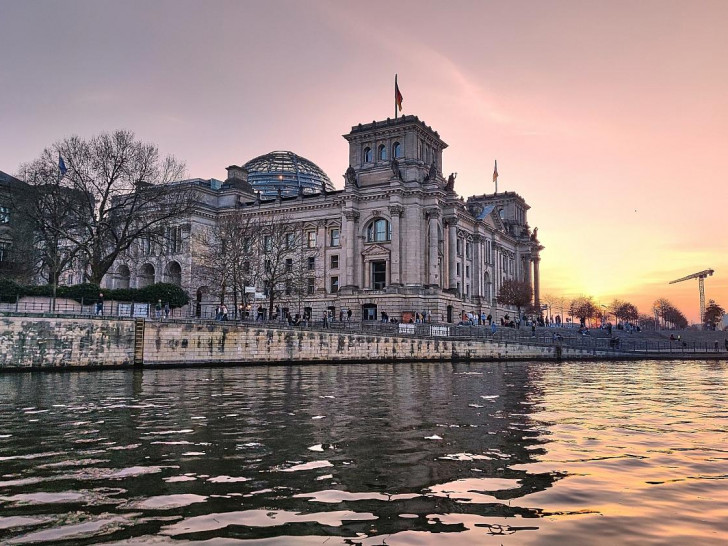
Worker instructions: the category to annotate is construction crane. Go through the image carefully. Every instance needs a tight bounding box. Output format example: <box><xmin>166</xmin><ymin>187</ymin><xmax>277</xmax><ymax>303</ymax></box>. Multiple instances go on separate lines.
<box><xmin>668</xmin><ymin>269</ymin><xmax>714</xmax><ymax>324</ymax></box>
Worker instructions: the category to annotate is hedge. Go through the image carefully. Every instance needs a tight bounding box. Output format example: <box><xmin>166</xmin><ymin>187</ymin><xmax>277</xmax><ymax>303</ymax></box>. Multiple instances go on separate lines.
<box><xmin>0</xmin><ymin>280</ymin><xmax>189</xmax><ymax>308</ymax></box>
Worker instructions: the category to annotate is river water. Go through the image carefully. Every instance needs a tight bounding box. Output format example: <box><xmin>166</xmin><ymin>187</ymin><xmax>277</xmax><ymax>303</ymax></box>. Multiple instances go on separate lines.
<box><xmin>1</xmin><ymin>361</ymin><xmax>727</xmax><ymax>545</ymax></box>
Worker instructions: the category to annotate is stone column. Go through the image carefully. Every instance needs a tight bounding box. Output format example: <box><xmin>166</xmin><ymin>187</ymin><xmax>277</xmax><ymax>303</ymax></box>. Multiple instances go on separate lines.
<box><xmin>343</xmin><ymin>210</ymin><xmax>359</xmax><ymax>289</ymax></box>
<box><xmin>472</xmin><ymin>234</ymin><xmax>482</xmax><ymax>297</ymax></box>
<box><xmin>388</xmin><ymin>205</ymin><xmax>404</xmax><ymax>286</ymax></box>
<box><xmin>317</xmin><ymin>221</ymin><xmax>327</xmax><ymax>293</ymax></box>
<box><xmin>447</xmin><ymin>218</ymin><xmax>458</xmax><ymax>290</ymax></box>
<box><xmin>426</xmin><ymin>208</ymin><xmax>440</xmax><ymax>287</ymax></box>
<box><xmin>533</xmin><ymin>257</ymin><xmax>541</xmax><ymax>311</ymax></box>
<box><xmin>459</xmin><ymin>230</ymin><xmax>466</xmax><ymax>297</ymax></box>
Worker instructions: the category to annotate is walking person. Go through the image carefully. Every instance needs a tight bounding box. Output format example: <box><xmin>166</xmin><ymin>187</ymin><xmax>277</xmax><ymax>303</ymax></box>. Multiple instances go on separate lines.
<box><xmin>95</xmin><ymin>293</ymin><xmax>104</xmax><ymax>316</ymax></box>
<box><xmin>155</xmin><ymin>299</ymin><xmax>163</xmax><ymax>319</ymax></box>
<box><xmin>164</xmin><ymin>302</ymin><xmax>170</xmax><ymax>319</ymax></box>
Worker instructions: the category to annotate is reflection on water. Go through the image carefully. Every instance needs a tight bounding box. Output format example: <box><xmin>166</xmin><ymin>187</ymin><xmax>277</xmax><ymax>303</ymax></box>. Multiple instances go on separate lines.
<box><xmin>0</xmin><ymin>361</ymin><xmax>727</xmax><ymax>544</ymax></box>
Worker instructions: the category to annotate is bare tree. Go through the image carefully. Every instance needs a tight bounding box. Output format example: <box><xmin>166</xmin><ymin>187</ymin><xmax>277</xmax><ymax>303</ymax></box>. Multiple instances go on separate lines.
<box><xmin>540</xmin><ymin>293</ymin><xmax>559</xmax><ymax>321</ymax></box>
<box><xmin>570</xmin><ymin>296</ymin><xmax>598</xmax><ymax>326</ymax></box>
<box><xmin>251</xmin><ymin>213</ymin><xmax>313</xmax><ymax>320</ymax></box>
<box><xmin>614</xmin><ymin>301</ymin><xmax>639</xmax><ymax>324</ymax></box>
<box><xmin>195</xmin><ymin>211</ymin><xmax>257</xmax><ymax>318</ymax></box>
<box><xmin>11</xmin><ymin>157</ymin><xmax>85</xmax><ymax>306</ymax></box>
<box><xmin>704</xmin><ymin>300</ymin><xmax>725</xmax><ymax>329</ymax></box>
<box><xmin>496</xmin><ymin>279</ymin><xmax>533</xmax><ymax>328</ymax></box>
<box><xmin>21</xmin><ymin>130</ymin><xmax>189</xmax><ymax>285</ymax></box>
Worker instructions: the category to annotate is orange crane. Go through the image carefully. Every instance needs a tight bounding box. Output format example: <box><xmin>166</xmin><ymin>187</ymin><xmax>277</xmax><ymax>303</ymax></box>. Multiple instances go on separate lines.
<box><xmin>668</xmin><ymin>269</ymin><xmax>714</xmax><ymax>324</ymax></box>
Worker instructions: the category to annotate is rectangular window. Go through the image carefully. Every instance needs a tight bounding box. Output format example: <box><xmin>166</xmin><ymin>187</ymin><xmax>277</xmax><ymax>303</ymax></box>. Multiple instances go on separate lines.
<box><xmin>285</xmin><ymin>258</ymin><xmax>292</xmax><ymax>272</ymax></box>
<box><xmin>465</xmin><ymin>241</ymin><xmax>472</xmax><ymax>259</ymax></box>
<box><xmin>265</xmin><ymin>260</ymin><xmax>271</xmax><ymax>273</ymax></box>
<box><xmin>0</xmin><ymin>206</ymin><xmax>9</xmax><ymax>224</ymax></box>
<box><xmin>140</xmin><ymin>237</ymin><xmax>152</xmax><ymax>255</ymax></box>
<box><xmin>330</xmin><ymin>276</ymin><xmax>339</xmax><ymax>293</ymax></box>
<box><xmin>307</xmin><ymin>256</ymin><xmax>315</xmax><ymax>271</ymax></box>
<box><xmin>330</xmin><ymin>229</ymin><xmax>340</xmax><ymax>247</ymax></box>
<box><xmin>0</xmin><ymin>241</ymin><xmax>9</xmax><ymax>262</ymax></box>
<box><xmin>167</xmin><ymin>226</ymin><xmax>183</xmax><ymax>254</ymax></box>
<box><xmin>330</xmin><ymin>254</ymin><xmax>339</xmax><ymax>269</ymax></box>
<box><xmin>456</xmin><ymin>263</ymin><xmax>460</xmax><ymax>276</ymax></box>
<box><xmin>307</xmin><ymin>231</ymin><xmax>317</xmax><ymax>248</ymax></box>
<box><xmin>285</xmin><ymin>233</ymin><xmax>295</xmax><ymax>249</ymax></box>
<box><xmin>264</xmin><ymin>235</ymin><xmax>272</xmax><ymax>252</ymax></box>
<box><xmin>466</xmin><ymin>265</ymin><xmax>470</xmax><ymax>279</ymax></box>
<box><xmin>456</xmin><ymin>238</ymin><xmax>462</xmax><ymax>256</ymax></box>
<box><xmin>243</xmin><ymin>262</ymin><xmax>250</xmax><ymax>274</ymax></box>
<box><xmin>372</xmin><ymin>260</ymin><xmax>386</xmax><ymax>289</ymax></box>
<box><xmin>307</xmin><ymin>277</ymin><xmax>315</xmax><ymax>295</ymax></box>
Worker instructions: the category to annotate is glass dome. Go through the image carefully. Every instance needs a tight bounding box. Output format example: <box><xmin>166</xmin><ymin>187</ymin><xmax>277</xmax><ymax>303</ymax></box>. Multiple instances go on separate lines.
<box><xmin>242</xmin><ymin>151</ymin><xmax>334</xmax><ymax>199</ymax></box>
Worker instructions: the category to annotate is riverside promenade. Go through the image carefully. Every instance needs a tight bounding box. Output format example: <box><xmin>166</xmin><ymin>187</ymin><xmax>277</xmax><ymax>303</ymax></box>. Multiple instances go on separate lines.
<box><xmin>1</xmin><ymin>312</ymin><xmax>727</xmax><ymax>370</ymax></box>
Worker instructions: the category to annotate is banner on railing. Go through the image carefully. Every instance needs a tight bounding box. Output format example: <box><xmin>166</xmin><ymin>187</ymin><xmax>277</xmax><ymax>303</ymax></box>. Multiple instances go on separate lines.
<box><xmin>399</xmin><ymin>323</ymin><xmax>415</xmax><ymax>335</ymax></box>
<box><xmin>431</xmin><ymin>326</ymin><xmax>448</xmax><ymax>337</ymax></box>
<box><xmin>133</xmin><ymin>304</ymin><xmax>149</xmax><ymax>318</ymax></box>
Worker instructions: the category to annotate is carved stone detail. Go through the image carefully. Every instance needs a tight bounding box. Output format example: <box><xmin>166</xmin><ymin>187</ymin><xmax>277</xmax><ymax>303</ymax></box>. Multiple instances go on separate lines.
<box><xmin>388</xmin><ymin>205</ymin><xmax>405</xmax><ymax>217</ymax></box>
<box><xmin>424</xmin><ymin>207</ymin><xmax>440</xmax><ymax>219</ymax></box>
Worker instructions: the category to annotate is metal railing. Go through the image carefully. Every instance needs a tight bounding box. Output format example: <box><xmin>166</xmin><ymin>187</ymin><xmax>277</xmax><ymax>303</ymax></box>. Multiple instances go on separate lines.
<box><xmin>1</xmin><ymin>303</ymin><xmax>725</xmax><ymax>356</ymax></box>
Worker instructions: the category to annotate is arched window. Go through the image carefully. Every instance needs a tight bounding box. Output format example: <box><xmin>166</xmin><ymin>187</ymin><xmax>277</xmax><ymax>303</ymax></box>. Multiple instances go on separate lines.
<box><xmin>392</xmin><ymin>142</ymin><xmax>402</xmax><ymax>158</ymax></box>
<box><xmin>164</xmin><ymin>261</ymin><xmax>182</xmax><ymax>286</ymax></box>
<box><xmin>366</xmin><ymin>218</ymin><xmax>391</xmax><ymax>242</ymax></box>
<box><xmin>138</xmin><ymin>263</ymin><xmax>155</xmax><ymax>288</ymax></box>
<box><xmin>363</xmin><ymin>147</ymin><xmax>372</xmax><ymax>163</ymax></box>
<box><xmin>116</xmin><ymin>265</ymin><xmax>130</xmax><ymax>289</ymax></box>
<box><xmin>378</xmin><ymin>144</ymin><xmax>387</xmax><ymax>161</ymax></box>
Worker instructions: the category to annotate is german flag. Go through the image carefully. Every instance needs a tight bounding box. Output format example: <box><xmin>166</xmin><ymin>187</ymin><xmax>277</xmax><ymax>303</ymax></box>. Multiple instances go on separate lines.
<box><xmin>395</xmin><ymin>74</ymin><xmax>403</xmax><ymax>113</ymax></box>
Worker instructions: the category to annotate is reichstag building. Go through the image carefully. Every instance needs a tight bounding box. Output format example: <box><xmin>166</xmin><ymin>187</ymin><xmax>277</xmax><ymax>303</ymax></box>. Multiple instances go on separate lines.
<box><xmin>106</xmin><ymin>115</ymin><xmax>543</xmax><ymax>323</ymax></box>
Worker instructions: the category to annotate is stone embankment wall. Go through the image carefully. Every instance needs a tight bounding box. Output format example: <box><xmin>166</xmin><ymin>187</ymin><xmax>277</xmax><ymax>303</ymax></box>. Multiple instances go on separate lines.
<box><xmin>142</xmin><ymin>322</ymin><xmax>593</xmax><ymax>365</ymax></box>
<box><xmin>0</xmin><ymin>315</ymin><xmax>608</xmax><ymax>370</ymax></box>
<box><xmin>0</xmin><ymin>315</ymin><xmax>136</xmax><ymax>369</ymax></box>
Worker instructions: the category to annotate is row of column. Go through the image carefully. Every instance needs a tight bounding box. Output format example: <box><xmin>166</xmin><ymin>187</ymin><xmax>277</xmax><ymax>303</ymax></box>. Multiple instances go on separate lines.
<box><xmin>339</xmin><ymin>206</ymin><xmax>539</xmax><ymax>306</ymax></box>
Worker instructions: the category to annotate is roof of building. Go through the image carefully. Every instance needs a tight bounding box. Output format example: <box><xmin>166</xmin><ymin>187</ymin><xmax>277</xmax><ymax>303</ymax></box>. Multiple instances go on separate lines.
<box><xmin>241</xmin><ymin>151</ymin><xmax>334</xmax><ymax>198</ymax></box>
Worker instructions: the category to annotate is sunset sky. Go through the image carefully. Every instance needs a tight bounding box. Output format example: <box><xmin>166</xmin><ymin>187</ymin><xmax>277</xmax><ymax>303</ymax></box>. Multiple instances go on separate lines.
<box><xmin>1</xmin><ymin>0</ymin><xmax>726</xmax><ymax>323</ymax></box>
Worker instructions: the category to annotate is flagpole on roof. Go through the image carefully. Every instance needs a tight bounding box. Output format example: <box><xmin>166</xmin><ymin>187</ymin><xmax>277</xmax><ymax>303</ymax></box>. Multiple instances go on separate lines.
<box><xmin>395</xmin><ymin>74</ymin><xmax>398</xmax><ymax>119</ymax></box>
<box><xmin>493</xmin><ymin>160</ymin><xmax>498</xmax><ymax>194</ymax></box>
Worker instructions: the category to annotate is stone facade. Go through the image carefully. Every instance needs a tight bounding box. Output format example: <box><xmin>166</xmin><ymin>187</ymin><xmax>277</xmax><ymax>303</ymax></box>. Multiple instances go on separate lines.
<box><xmin>103</xmin><ymin>115</ymin><xmax>543</xmax><ymax>323</ymax></box>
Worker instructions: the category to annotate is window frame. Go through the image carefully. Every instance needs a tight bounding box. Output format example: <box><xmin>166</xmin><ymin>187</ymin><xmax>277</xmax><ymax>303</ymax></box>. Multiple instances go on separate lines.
<box><xmin>366</xmin><ymin>218</ymin><xmax>391</xmax><ymax>243</ymax></box>
<box><xmin>329</xmin><ymin>228</ymin><xmax>340</xmax><ymax>247</ymax></box>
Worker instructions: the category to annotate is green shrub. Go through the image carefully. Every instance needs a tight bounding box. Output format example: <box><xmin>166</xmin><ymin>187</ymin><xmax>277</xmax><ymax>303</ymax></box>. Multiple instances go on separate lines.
<box><xmin>136</xmin><ymin>283</ymin><xmax>189</xmax><ymax>308</ymax></box>
<box><xmin>0</xmin><ymin>281</ymin><xmax>189</xmax><ymax>309</ymax></box>
<box><xmin>0</xmin><ymin>278</ymin><xmax>22</xmax><ymax>303</ymax></box>
<box><xmin>61</xmin><ymin>283</ymin><xmax>102</xmax><ymax>303</ymax></box>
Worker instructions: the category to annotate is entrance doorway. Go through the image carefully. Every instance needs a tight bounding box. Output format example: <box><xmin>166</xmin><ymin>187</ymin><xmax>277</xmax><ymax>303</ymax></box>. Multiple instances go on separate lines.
<box><xmin>361</xmin><ymin>304</ymin><xmax>377</xmax><ymax>321</ymax></box>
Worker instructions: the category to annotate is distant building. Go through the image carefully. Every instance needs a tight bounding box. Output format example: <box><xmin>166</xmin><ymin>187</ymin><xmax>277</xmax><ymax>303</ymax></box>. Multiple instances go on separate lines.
<box><xmin>0</xmin><ymin>170</ymin><xmax>35</xmax><ymax>282</ymax></box>
<box><xmin>104</xmin><ymin>115</ymin><xmax>543</xmax><ymax>322</ymax></box>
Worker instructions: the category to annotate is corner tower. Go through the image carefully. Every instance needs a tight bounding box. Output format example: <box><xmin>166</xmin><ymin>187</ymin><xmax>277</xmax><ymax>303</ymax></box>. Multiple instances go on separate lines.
<box><xmin>343</xmin><ymin>115</ymin><xmax>448</xmax><ymax>187</ymax></box>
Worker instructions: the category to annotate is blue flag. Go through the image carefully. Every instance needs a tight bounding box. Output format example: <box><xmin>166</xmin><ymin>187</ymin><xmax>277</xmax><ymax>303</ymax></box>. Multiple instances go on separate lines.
<box><xmin>58</xmin><ymin>153</ymin><xmax>67</xmax><ymax>176</ymax></box>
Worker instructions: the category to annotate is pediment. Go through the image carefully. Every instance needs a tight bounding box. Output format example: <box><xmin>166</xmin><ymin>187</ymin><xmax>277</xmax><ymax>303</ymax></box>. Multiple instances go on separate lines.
<box><xmin>362</xmin><ymin>243</ymin><xmax>391</xmax><ymax>257</ymax></box>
